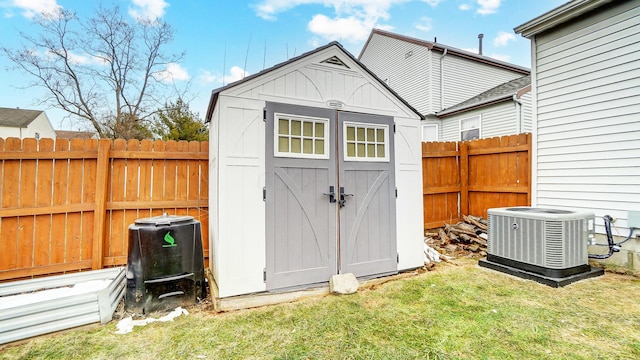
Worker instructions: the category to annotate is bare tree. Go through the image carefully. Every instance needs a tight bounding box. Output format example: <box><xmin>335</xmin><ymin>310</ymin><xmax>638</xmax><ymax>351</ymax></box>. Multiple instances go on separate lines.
<box><xmin>1</xmin><ymin>5</ymin><xmax>185</xmax><ymax>139</ymax></box>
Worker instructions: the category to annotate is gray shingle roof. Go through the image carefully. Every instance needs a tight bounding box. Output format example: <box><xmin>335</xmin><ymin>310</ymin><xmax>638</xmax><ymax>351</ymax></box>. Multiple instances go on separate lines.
<box><xmin>0</xmin><ymin>107</ymin><xmax>44</xmax><ymax>127</ymax></box>
<box><xmin>437</xmin><ymin>75</ymin><xmax>531</xmax><ymax>117</ymax></box>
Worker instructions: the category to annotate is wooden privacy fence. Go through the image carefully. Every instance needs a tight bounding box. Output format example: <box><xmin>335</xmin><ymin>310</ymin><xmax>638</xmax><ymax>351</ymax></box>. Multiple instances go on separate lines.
<box><xmin>0</xmin><ymin>137</ymin><xmax>209</xmax><ymax>281</ymax></box>
<box><xmin>422</xmin><ymin>133</ymin><xmax>531</xmax><ymax>229</ymax></box>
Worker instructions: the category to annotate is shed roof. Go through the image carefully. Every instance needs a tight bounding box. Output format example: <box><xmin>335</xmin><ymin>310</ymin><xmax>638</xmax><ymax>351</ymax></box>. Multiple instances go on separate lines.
<box><xmin>0</xmin><ymin>107</ymin><xmax>44</xmax><ymax>127</ymax></box>
<box><xmin>205</xmin><ymin>41</ymin><xmax>423</xmax><ymax>122</ymax></box>
<box><xmin>359</xmin><ymin>29</ymin><xmax>531</xmax><ymax>75</ymax></box>
<box><xmin>515</xmin><ymin>0</ymin><xmax>614</xmax><ymax>38</ymax></box>
<box><xmin>437</xmin><ymin>75</ymin><xmax>531</xmax><ymax>118</ymax></box>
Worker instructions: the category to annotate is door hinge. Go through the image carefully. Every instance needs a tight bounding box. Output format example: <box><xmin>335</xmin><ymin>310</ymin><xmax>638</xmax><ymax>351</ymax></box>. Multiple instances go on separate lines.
<box><xmin>263</xmin><ymin>187</ymin><xmax>266</xmax><ymax>201</ymax></box>
<box><xmin>393</xmin><ymin>123</ymin><xmax>396</xmax><ymax>133</ymax></box>
<box><xmin>395</xmin><ymin>188</ymin><xmax>398</xmax><ymax>198</ymax></box>
<box><xmin>263</xmin><ymin>268</ymin><xmax>267</xmax><ymax>282</ymax></box>
<box><xmin>397</xmin><ymin>253</ymin><xmax>400</xmax><ymax>264</ymax></box>
<box><xmin>263</xmin><ymin>107</ymin><xmax>267</xmax><ymax>122</ymax></box>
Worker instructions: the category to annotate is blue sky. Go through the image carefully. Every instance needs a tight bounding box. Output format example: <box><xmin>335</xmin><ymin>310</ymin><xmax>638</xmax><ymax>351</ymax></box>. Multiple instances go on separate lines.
<box><xmin>0</xmin><ymin>0</ymin><xmax>566</xmax><ymax>130</ymax></box>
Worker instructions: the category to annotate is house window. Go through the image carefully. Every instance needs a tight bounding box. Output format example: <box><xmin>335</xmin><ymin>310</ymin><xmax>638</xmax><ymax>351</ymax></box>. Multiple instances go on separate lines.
<box><xmin>460</xmin><ymin>116</ymin><xmax>480</xmax><ymax>141</ymax></box>
<box><xmin>422</xmin><ymin>124</ymin><xmax>438</xmax><ymax>142</ymax></box>
<box><xmin>275</xmin><ymin>113</ymin><xmax>329</xmax><ymax>159</ymax></box>
<box><xmin>343</xmin><ymin>122</ymin><xmax>389</xmax><ymax>162</ymax></box>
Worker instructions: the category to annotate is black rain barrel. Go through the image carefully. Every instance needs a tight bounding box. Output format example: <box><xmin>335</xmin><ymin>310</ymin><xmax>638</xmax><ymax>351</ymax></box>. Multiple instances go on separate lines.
<box><xmin>125</xmin><ymin>214</ymin><xmax>205</xmax><ymax>314</ymax></box>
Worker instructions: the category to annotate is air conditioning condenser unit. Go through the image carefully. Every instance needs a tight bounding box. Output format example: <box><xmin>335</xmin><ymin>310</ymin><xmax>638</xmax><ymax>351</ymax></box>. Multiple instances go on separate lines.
<box><xmin>479</xmin><ymin>207</ymin><xmax>604</xmax><ymax>287</ymax></box>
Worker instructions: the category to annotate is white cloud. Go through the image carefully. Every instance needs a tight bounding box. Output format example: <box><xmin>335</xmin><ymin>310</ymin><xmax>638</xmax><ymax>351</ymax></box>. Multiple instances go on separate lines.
<box><xmin>154</xmin><ymin>62</ymin><xmax>190</xmax><ymax>82</ymax></box>
<box><xmin>422</xmin><ymin>0</ymin><xmax>441</xmax><ymax>6</ymax></box>
<box><xmin>415</xmin><ymin>16</ymin><xmax>432</xmax><ymax>32</ymax></box>
<box><xmin>9</xmin><ymin>0</ymin><xmax>61</xmax><ymax>18</ymax></box>
<box><xmin>197</xmin><ymin>66</ymin><xmax>250</xmax><ymax>85</ymax></box>
<box><xmin>488</xmin><ymin>53</ymin><xmax>511</xmax><ymax>62</ymax></box>
<box><xmin>128</xmin><ymin>0</ymin><xmax>169</xmax><ymax>22</ymax></box>
<box><xmin>66</xmin><ymin>52</ymin><xmax>105</xmax><ymax>65</ymax></box>
<box><xmin>308</xmin><ymin>14</ymin><xmax>372</xmax><ymax>43</ymax></box>
<box><xmin>253</xmin><ymin>0</ymin><xmax>407</xmax><ymax>43</ymax></box>
<box><xmin>225</xmin><ymin>66</ymin><xmax>249</xmax><ymax>84</ymax></box>
<box><xmin>198</xmin><ymin>70</ymin><xmax>218</xmax><ymax>84</ymax></box>
<box><xmin>477</xmin><ymin>0</ymin><xmax>500</xmax><ymax>15</ymax></box>
<box><xmin>458</xmin><ymin>4</ymin><xmax>471</xmax><ymax>11</ymax></box>
<box><xmin>493</xmin><ymin>31</ymin><xmax>515</xmax><ymax>47</ymax></box>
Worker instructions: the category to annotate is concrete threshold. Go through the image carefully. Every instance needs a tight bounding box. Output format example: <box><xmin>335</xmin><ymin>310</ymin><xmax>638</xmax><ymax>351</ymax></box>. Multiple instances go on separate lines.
<box><xmin>207</xmin><ymin>269</ymin><xmax>421</xmax><ymax>312</ymax></box>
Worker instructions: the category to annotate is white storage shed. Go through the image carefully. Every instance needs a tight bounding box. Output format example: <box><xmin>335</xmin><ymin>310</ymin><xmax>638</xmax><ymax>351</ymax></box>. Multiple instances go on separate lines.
<box><xmin>205</xmin><ymin>42</ymin><xmax>425</xmax><ymax>298</ymax></box>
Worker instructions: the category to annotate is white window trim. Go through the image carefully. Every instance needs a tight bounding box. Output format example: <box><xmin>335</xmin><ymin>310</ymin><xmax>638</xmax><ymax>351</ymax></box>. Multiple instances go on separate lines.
<box><xmin>421</xmin><ymin>123</ymin><xmax>438</xmax><ymax>142</ymax></box>
<box><xmin>459</xmin><ymin>115</ymin><xmax>481</xmax><ymax>141</ymax></box>
<box><xmin>343</xmin><ymin>121</ymin><xmax>390</xmax><ymax>163</ymax></box>
<box><xmin>274</xmin><ymin>112</ymin><xmax>330</xmax><ymax>159</ymax></box>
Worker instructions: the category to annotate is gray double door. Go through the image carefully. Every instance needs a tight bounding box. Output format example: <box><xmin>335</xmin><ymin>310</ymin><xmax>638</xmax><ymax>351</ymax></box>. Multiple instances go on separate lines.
<box><xmin>265</xmin><ymin>102</ymin><xmax>397</xmax><ymax>290</ymax></box>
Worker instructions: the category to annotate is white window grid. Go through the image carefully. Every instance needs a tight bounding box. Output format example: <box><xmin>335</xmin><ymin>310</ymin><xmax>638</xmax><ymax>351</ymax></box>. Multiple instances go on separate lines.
<box><xmin>343</xmin><ymin>121</ymin><xmax>390</xmax><ymax>162</ymax></box>
<box><xmin>274</xmin><ymin>113</ymin><xmax>330</xmax><ymax>159</ymax></box>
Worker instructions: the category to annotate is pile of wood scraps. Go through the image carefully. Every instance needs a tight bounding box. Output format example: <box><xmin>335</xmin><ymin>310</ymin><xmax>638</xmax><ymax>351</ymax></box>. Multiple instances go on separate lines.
<box><xmin>424</xmin><ymin>215</ymin><xmax>488</xmax><ymax>268</ymax></box>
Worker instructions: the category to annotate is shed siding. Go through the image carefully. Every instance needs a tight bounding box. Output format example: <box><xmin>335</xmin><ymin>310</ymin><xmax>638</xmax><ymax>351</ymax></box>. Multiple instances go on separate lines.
<box><xmin>213</xmin><ymin>96</ymin><xmax>266</xmax><ymax>298</ymax></box>
<box><xmin>533</xmin><ymin>0</ymin><xmax>640</xmax><ymax>230</ymax></box>
<box><xmin>395</xmin><ymin>116</ymin><xmax>425</xmax><ymax>270</ymax></box>
<box><xmin>359</xmin><ymin>34</ymin><xmax>432</xmax><ymax>115</ymax></box>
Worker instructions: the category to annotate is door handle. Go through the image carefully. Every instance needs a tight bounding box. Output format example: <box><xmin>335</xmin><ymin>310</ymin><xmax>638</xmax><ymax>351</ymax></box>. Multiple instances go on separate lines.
<box><xmin>322</xmin><ymin>186</ymin><xmax>336</xmax><ymax>203</ymax></box>
<box><xmin>339</xmin><ymin>187</ymin><xmax>353</xmax><ymax>207</ymax></box>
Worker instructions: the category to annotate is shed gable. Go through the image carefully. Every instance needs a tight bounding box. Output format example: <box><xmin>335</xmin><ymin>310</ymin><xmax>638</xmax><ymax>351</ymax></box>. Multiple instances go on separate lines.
<box><xmin>222</xmin><ymin>47</ymin><xmax>405</xmax><ymax>116</ymax></box>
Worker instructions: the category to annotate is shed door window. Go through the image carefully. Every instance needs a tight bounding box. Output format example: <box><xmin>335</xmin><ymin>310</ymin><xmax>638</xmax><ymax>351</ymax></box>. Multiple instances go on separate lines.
<box><xmin>460</xmin><ymin>116</ymin><xmax>480</xmax><ymax>141</ymax></box>
<box><xmin>344</xmin><ymin>122</ymin><xmax>389</xmax><ymax>162</ymax></box>
<box><xmin>275</xmin><ymin>113</ymin><xmax>329</xmax><ymax>159</ymax></box>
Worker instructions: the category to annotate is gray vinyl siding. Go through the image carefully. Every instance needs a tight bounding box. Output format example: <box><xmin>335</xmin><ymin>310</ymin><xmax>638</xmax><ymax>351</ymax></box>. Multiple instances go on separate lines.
<box><xmin>534</xmin><ymin>0</ymin><xmax>640</xmax><ymax>228</ymax></box>
<box><xmin>359</xmin><ymin>34</ymin><xmax>432</xmax><ymax>115</ymax></box>
<box><xmin>440</xmin><ymin>102</ymin><xmax>519</xmax><ymax>142</ymax></box>
<box><xmin>442</xmin><ymin>55</ymin><xmax>523</xmax><ymax>111</ymax></box>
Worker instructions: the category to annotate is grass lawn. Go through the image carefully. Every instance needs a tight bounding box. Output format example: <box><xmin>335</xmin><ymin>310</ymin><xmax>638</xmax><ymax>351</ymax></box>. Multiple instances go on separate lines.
<box><xmin>2</xmin><ymin>259</ymin><xmax>639</xmax><ymax>359</ymax></box>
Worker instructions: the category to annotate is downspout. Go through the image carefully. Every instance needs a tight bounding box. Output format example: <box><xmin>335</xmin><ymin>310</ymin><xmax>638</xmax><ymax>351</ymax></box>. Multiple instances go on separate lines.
<box><xmin>440</xmin><ymin>48</ymin><xmax>448</xmax><ymax>111</ymax></box>
<box><xmin>513</xmin><ymin>94</ymin><xmax>522</xmax><ymax>134</ymax></box>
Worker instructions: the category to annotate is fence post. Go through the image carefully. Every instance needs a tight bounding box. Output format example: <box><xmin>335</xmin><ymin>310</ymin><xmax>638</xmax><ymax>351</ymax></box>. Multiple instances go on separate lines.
<box><xmin>459</xmin><ymin>141</ymin><xmax>469</xmax><ymax>217</ymax></box>
<box><xmin>92</xmin><ymin>139</ymin><xmax>111</xmax><ymax>270</ymax></box>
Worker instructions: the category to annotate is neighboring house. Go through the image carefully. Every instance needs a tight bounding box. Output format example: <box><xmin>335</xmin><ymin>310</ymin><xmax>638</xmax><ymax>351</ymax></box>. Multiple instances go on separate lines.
<box><xmin>55</xmin><ymin>130</ymin><xmax>98</xmax><ymax>139</ymax></box>
<box><xmin>0</xmin><ymin>107</ymin><xmax>57</xmax><ymax>140</ymax></box>
<box><xmin>515</xmin><ymin>0</ymin><xmax>640</xmax><ymax>268</ymax></box>
<box><xmin>436</xmin><ymin>75</ymin><xmax>532</xmax><ymax>141</ymax></box>
<box><xmin>205</xmin><ymin>41</ymin><xmax>424</xmax><ymax>298</ymax></box>
<box><xmin>359</xmin><ymin>29</ymin><xmax>531</xmax><ymax>141</ymax></box>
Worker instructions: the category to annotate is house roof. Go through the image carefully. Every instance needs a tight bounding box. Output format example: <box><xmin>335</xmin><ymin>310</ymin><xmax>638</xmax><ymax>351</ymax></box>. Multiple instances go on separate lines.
<box><xmin>55</xmin><ymin>130</ymin><xmax>97</xmax><ymax>139</ymax></box>
<box><xmin>205</xmin><ymin>41</ymin><xmax>424</xmax><ymax>122</ymax></box>
<box><xmin>0</xmin><ymin>107</ymin><xmax>44</xmax><ymax>127</ymax></box>
<box><xmin>515</xmin><ymin>0</ymin><xmax>614</xmax><ymax>38</ymax></box>
<box><xmin>359</xmin><ymin>29</ymin><xmax>531</xmax><ymax>75</ymax></box>
<box><xmin>437</xmin><ymin>75</ymin><xmax>531</xmax><ymax>118</ymax></box>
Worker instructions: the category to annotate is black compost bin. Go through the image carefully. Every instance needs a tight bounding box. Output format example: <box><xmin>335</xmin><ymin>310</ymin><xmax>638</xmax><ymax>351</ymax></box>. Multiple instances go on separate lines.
<box><xmin>125</xmin><ymin>214</ymin><xmax>205</xmax><ymax>314</ymax></box>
